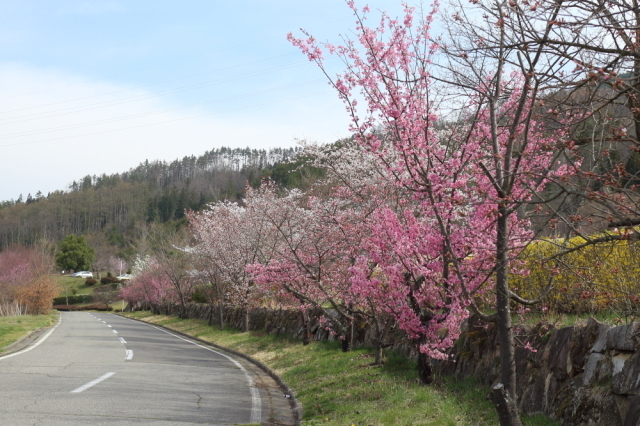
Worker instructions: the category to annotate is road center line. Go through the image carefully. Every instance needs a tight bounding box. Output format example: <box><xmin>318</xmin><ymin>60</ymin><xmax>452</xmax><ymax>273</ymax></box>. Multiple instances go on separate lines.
<box><xmin>119</xmin><ymin>337</ymin><xmax>127</xmax><ymax>344</ymax></box>
<box><xmin>107</xmin><ymin>325</ymin><xmax>112</xmax><ymax>328</ymax></box>
<box><xmin>71</xmin><ymin>372</ymin><xmax>115</xmax><ymax>393</ymax></box>
<box><xmin>112</xmin><ymin>330</ymin><xmax>118</xmax><ymax>334</ymax></box>
<box><xmin>125</xmin><ymin>350</ymin><xmax>133</xmax><ymax>360</ymax></box>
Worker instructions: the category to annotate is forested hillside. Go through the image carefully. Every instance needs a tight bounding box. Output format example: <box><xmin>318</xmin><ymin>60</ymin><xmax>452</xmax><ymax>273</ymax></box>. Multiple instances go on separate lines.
<box><xmin>0</xmin><ymin>146</ymin><xmax>317</xmax><ymax>252</ymax></box>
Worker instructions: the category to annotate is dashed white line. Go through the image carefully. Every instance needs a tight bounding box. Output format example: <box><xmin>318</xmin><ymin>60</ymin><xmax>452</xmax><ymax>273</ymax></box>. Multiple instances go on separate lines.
<box><xmin>125</xmin><ymin>350</ymin><xmax>133</xmax><ymax>360</ymax></box>
<box><xmin>119</xmin><ymin>337</ymin><xmax>127</xmax><ymax>344</ymax></box>
<box><xmin>112</xmin><ymin>330</ymin><xmax>118</xmax><ymax>334</ymax></box>
<box><xmin>107</xmin><ymin>325</ymin><xmax>112</xmax><ymax>328</ymax></box>
<box><xmin>71</xmin><ymin>372</ymin><xmax>115</xmax><ymax>393</ymax></box>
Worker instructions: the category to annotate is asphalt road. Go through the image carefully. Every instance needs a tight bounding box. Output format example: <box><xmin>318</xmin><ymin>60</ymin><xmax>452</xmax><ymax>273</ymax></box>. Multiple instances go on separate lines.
<box><xmin>0</xmin><ymin>311</ymin><xmax>280</xmax><ymax>425</ymax></box>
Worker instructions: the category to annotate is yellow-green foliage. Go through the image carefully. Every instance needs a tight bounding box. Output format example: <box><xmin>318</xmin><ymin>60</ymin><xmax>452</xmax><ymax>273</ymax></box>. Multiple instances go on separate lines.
<box><xmin>512</xmin><ymin>232</ymin><xmax>640</xmax><ymax>314</ymax></box>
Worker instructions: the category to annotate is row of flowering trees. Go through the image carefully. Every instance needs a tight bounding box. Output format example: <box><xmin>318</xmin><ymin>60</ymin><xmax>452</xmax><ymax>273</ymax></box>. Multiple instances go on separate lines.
<box><xmin>120</xmin><ymin>1</ymin><xmax>640</xmax><ymax>424</ymax></box>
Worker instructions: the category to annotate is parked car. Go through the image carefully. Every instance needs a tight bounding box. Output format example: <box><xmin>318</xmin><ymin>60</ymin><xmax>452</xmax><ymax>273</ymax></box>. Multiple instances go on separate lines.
<box><xmin>116</xmin><ymin>274</ymin><xmax>133</xmax><ymax>281</ymax></box>
<box><xmin>71</xmin><ymin>271</ymin><xmax>93</xmax><ymax>278</ymax></box>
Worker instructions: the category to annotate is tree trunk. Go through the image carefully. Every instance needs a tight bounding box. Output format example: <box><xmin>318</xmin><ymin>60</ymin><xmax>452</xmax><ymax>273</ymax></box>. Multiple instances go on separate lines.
<box><xmin>242</xmin><ymin>306</ymin><xmax>249</xmax><ymax>332</ymax></box>
<box><xmin>374</xmin><ymin>344</ymin><xmax>384</xmax><ymax>366</ymax></box>
<box><xmin>218</xmin><ymin>300</ymin><xmax>225</xmax><ymax>330</ymax></box>
<box><xmin>341</xmin><ymin>337</ymin><xmax>351</xmax><ymax>352</ymax></box>
<box><xmin>207</xmin><ymin>304</ymin><xmax>214</xmax><ymax>326</ymax></box>
<box><xmin>489</xmin><ymin>384</ymin><xmax>522</xmax><ymax>426</ymax></box>
<box><xmin>349</xmin><ymin>311</ymin><xmax>355</xmax><ymax>351</ymax></box>
<box><xmin>300</xmin><ymin>309</ymin><xmax>310</xmax><ymax>345</ymax></box>
<box><xmin>417</xmin><ymin>351</ymin><xmax>433</xmax><ymax>385</ymax></box>
<box><xmin>494</xmin><ymin>205</ymin><xmax>523</xmax><ymax>426</ymax></box>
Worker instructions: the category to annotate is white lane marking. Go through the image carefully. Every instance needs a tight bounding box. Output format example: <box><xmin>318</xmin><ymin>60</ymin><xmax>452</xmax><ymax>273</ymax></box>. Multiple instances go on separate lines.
<box><xmin>71</xmin><ymin>372</ymin><xmax>115</xmax><ymax>393</ymax></box>
<box><xmin>125</xmin><ymin>350</ymin><xmax>133</xmax><ymax>360</ymax></box>
<box><xmin>0</xmin><ymin>314</ymin><xmax>63</xmax><ymax>361</ymax></box>
<box><xmin>107</xmin><ymin>325</ymin><xmax>112</xmax><ymax>328</ymax></box>
<box><xmin>119</xmin><ymin>317</ymin><xmax>261</xmax><ymax>424</ymax></box>
<box><xmin>119</xmin><ymin>337</ymin><xmax>127</xmax><ymax>344</ymax></box>
<box><xmin>112</xmin><ymin>330</ymin><xmax>118</xmax><ymax>334</ymax></box>
<box><xmin>102</xmin><ymin>321</ymin><xmax>106</xmax><ymax>323</ymax></box>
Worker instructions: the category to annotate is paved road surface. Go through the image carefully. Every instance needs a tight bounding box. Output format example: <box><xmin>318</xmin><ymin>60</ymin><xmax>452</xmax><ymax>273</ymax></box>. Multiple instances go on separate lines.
<box><xmin>0</xmin><ymin>312</ymin><xmax>276</xmax><ymax>425</ymax></box>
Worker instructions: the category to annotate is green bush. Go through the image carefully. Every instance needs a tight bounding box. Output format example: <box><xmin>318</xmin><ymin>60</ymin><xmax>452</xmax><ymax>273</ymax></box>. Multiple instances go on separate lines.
<box><xmin>190</xmin><ymin>285</ymin><xmax>209</xmax><ymax>304</ymax></box>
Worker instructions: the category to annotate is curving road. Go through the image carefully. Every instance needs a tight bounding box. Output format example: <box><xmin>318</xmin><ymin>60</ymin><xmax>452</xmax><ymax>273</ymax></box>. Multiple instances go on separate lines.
<box><xmin>0</xmin><ymin>312</ymin><xmax>277</xmax><ymax>425</ymax></box>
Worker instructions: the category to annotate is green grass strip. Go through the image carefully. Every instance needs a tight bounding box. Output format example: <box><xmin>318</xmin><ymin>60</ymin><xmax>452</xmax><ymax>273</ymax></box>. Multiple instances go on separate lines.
<box><xmin>0</xmin><ymin>312</ymin><xmax>59</xmax><ymax>352</ymax></box>
<box><xmin>122</xmin><ymin>311</ymin><xmax>558</xmax><ymax>426</ymax></box>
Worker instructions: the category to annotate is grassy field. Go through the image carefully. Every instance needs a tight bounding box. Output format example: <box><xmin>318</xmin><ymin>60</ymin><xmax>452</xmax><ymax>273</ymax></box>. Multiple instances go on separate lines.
<box><xmin>53</xmin><ymin>275</ymin><xmax>125</xmax><ymax>304</ymax></box>
<box><xmin>53</xmin><ymin>275</ymin><xmax>100</xmax><ymax>296</ymax></box>
<box><xmin>121</xmin><ymin>311</ymin><xmax>558</xmax><ymax>426</ymax></box>
<box><xmin>0</xmin><ymin>312</ymin><xmax>59</xmax><ymax>352</ymax></box>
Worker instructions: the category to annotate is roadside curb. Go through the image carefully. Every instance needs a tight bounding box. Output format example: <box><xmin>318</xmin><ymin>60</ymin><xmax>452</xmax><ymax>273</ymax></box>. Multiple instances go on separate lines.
<box><xmin>0</xmin><ymin>313</ymin><xmax>61</xmax><ymax>358</ymax></box>
<box><xmin>116</xmin><ymin>313</ymin><xmax>302</xmax><ymax>426</ymax></box>
<box><xmin>1</xmin><ymin>327</ymin><xmax>42</xmax><ymax>354</ymax></box>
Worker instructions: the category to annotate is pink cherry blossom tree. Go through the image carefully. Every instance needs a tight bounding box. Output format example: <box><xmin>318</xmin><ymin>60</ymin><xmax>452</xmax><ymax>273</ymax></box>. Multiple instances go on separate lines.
<box><xmin>290</xmin><ymin>3</ymin><xmax>581</xmax><ymax>424</ymax></box>
<box><xmin>119</xmin><ymin>255</ymin><xmax>176</xmax><ymax>314</ymax></box>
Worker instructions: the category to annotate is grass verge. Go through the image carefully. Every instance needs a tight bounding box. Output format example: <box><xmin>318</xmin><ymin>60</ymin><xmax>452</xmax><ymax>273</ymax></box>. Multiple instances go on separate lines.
<box><xmin>121</xmin><ymin>311</ymin><xmax>558</xmax><ymax>426</ymax></box>
<box><xmin>0</xmin><ymin>312</ymin><xmax>59</xmax><ymax>352</ymax></box>
<box><xmin>54</xmin><ymin>275</ymin><xmax>94</xmax><ymax>295</ymax></box>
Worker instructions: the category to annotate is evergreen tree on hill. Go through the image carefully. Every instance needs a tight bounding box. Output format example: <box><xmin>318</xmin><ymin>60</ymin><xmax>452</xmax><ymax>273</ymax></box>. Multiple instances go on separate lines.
<box><xmin>56</xmin><ymin>235</ymin><xmax>95</xmax><ymax>272</ymax></box>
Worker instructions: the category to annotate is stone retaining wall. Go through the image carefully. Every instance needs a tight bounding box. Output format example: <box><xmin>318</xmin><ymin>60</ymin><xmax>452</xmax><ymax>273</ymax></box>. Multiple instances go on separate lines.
<box><xmin>437</xmin><ymin>316</ymin><xmax>640</xmax><ymax>426</ymax></box>
<box><xmin>135</xmin><ymin>302</ymin><xmax>386</xmax><ymax>347</ymax></box>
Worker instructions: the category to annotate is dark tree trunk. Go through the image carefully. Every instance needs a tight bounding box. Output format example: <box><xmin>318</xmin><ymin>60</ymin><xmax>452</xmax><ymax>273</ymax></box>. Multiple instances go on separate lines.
<box><xmin>417</xmin><ymin>351</ymin><xmax>433</xmax><ymax>385</ymax></box>
<box><xmin>349</xmin><ymin>310</ymin><xmax>355</xmax><ymax>351</ymax></box>
<box><xmin>341</xmin><ymin>337</ymin><xmax>351</xmax><ymax>352</ymax></box>
<box><xmin>207</xmin><ymin>304</ymin><xmax>214</xmax><ymax>326</ymax></box>
<box><xmin>299</xmin><ymin>309</ymin><xmax>310</xmax><ymax>345</ymax></box>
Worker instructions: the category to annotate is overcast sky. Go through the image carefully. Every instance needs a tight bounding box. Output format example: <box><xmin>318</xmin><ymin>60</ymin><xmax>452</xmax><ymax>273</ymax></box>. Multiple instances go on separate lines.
<box><xmin>0</xmin><ymin>0</ymin><xmax>411</xmax><ymax>202</ymax></box>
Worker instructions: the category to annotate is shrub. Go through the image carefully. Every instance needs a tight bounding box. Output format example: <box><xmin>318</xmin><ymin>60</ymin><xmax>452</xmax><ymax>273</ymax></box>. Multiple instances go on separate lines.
<box><xmin>191</xmin><ymin>285</ymin><xmax>209</xmax><ymax>304</ymax></box>
<box><xmin>100</xmin><ymin>276</ymin><xmax>120</xmax><ymax>285</ymax></box>
<box><xmin>85</xmin><ymin>278</ymin><xmax>97</xmax><ymax>286</ymax></box>
<box><xmin>15</xmin><ymin>276</ymin><xmax>60</xmax><ymax>315</ymax></box>
<box><xmin>52</xmin><ymin>305</ymin><xmax>81</xmax><ymax>311</ymax></box>
<box><xmin>513</xmin><ymin>232</ymin><xmax>640</xmax><ymax>314</ymax></box>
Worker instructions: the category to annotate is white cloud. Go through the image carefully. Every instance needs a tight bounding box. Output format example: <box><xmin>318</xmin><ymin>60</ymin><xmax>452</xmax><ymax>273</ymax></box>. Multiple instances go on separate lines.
<box><xmin>0</xmin><ymin>63</ymin><xmax>350</xmax><ymax>201</ymax></box>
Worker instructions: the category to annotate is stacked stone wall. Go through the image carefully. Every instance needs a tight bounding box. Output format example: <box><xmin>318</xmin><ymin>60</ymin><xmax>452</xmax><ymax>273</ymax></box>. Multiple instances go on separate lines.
<box><xmin>437</xmin><ymin>316</ymin><xmax>640</xmax><ymax>426</ymax></box>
